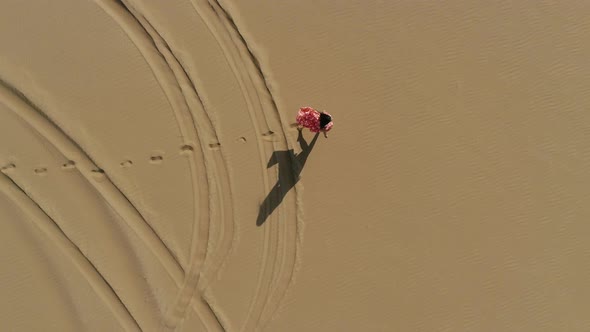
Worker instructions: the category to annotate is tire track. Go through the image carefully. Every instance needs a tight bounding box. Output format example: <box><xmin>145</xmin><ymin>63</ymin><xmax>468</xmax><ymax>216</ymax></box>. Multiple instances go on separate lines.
<box><xmin>197</xmin><ymin>0</ymin><xmax>302</xmax><ymax>330</ymax></box>
<box><xmin>98</xmin><ymin>0</ymin><xmax>299</xmax><ymax>330</ymax></box>
<box><xmin>0</xmin><ymin>81</ymin><xmax>190</xmax><ymax>331</ymax></box>
<box><xmin>185</xmin><ymin>2</ymin><xmax>281</xmax><ymax>331</ymax></box>
<box><xmin>199</xmin><ymin>3</ymin><xmax>282</xmax><ymax>331</ymax></box>
<box><xmin>97</xmin><ymin>1</ymin><xmax>237</xmax><ymax>329</ymax></box>
<box><xmin>180</xmin><ymin>11</ymin><xmax>285</xmax><ymax>316</ymax></box>
<box><xmin>109</xmin><ymin>4</ymin><xmax>214</xmax><ymax>327</ymax></box>
<box><xmin>0</xmin><ymin>174</ymin><xmax>141</xmax><ymax>332</ymax></box>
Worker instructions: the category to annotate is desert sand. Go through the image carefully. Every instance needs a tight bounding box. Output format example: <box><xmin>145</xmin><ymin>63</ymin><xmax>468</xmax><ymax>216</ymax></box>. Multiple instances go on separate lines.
<box><xmin>1</xmin><ymin>1</ymin><xmax>590</xmax><ymax>331</ymax></box>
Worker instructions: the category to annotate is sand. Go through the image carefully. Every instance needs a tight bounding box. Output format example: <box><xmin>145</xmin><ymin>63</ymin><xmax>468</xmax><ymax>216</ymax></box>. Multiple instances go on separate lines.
<box><xmin>1</xmin><ymin>1</ymin><xmax>590</xmax><ymax>331</ymax></box>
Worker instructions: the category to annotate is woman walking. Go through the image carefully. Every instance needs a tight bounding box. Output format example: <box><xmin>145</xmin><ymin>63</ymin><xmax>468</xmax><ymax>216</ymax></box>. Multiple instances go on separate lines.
<box><xmin>296</xmin><ymin>106</ymin><xmax>334</xmax><ymax>138</ymax></box>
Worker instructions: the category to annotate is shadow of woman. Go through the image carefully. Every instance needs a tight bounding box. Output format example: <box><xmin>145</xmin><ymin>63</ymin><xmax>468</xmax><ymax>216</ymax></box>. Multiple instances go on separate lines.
<box><xmin>256</xmin><ymin>129</ymin><xmax>320</xmax><ymax>226</ymax></box>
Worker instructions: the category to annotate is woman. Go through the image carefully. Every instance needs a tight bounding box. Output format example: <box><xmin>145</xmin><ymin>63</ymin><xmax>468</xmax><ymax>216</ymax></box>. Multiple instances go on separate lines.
<box><xmin>296</xmin><ymin>106</ymin><xmax>334</xmax><ymax>138</ymax></box>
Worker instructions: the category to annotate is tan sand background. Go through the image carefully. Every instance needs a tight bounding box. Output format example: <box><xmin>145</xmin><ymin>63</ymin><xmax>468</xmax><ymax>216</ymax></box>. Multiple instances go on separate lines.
<box><xmin>1</xmin><ymin>1</ymin><xmax>590</xmax><ymax>331</ymax></box>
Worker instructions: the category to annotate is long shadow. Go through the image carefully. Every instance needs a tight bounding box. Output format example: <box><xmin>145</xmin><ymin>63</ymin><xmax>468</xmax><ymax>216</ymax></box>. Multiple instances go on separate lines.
<box><xmin>256</xmin><ymin>130</ymin><xmax>320</xmax><ymax>226</ymax></box>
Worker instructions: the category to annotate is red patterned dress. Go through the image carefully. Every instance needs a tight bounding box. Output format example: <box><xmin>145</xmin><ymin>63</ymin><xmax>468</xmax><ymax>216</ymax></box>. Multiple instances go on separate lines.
<box><xmin>296</xmin><ymin>107</ymin><xmax>334</xmax><ymax>133</ymax></box>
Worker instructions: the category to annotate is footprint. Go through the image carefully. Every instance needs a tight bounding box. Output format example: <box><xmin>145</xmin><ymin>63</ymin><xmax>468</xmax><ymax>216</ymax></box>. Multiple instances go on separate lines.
<box><xmin>90</xmin><ymin>169</ymin><xmax>106</xmax><ymax>181</ymax></box>
<box><xmin>0</xmin><ymin>163</ymin><xmax>16</xmax><ymax>173</ymax></box>
<box><xmin>236</xmin><ymin>137</ymin><xmax>247</xmax><ymax>144</ymax></box>
<box><xmin>34</xmin><ymin>167</ymin><xmax>48</xmax><ymax>175</ymax></box>
<box><xmin>208</xmin><ymin>143</ymin><xmax>221</xmax><ymax>150</ymax></box>
<box><xmin>149</xmin><ymin>155</ymin><xmax>164</xmax><ymax>164</ymax></box>
<box><xmin>62</xmin><ymin>160</ymin><xmax>76</xmax><ymax>170</ymax></box>
<box><xmin>180</xmin><ymin>144</ymin><xmax>194</xmax><ymax>155</ymax></box>
<box><xmin>120</xmin><ymin>160</ymin><xmax>133</xmax><ymax>168</ymax></box>
<box><xmin>261</xmin><ymin>131</ymin><xmax>278</xmax><ymax>142</ymax></box>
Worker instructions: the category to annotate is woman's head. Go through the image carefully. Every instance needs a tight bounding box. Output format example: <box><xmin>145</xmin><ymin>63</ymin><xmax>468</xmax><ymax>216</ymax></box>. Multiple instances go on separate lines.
<box><xmin>319</xmin><ymin>112</ymin><xmax>333</xmax><ymax>130</ymax></box>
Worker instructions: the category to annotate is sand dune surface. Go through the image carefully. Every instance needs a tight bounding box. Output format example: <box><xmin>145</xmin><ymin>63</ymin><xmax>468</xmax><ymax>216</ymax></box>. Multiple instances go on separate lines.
<box><xmin>1</xmin><ymin>1</ymin><xmax>590</xmax><ymax>331</ymax></box>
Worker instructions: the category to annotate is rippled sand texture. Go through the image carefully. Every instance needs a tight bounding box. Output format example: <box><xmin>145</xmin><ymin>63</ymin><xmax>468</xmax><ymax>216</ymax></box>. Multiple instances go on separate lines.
<box><xmin>2</xmin><ymin>1</ymin><xmax>590</xmax><ymax>331</ymax></box>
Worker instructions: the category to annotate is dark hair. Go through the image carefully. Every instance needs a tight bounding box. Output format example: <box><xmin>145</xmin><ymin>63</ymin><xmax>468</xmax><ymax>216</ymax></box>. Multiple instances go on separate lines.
<box><xmin>319</xmin><ymin>112</ymin><xmax>332</xmax><ymax>129</ymax></box>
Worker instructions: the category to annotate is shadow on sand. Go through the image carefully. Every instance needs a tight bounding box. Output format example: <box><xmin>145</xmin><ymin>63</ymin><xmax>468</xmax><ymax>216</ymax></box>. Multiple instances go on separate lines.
<box><xmin>256</xmin><ymin>130</ymin><xmax>320</xmax><ymax>226</ymax></box>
